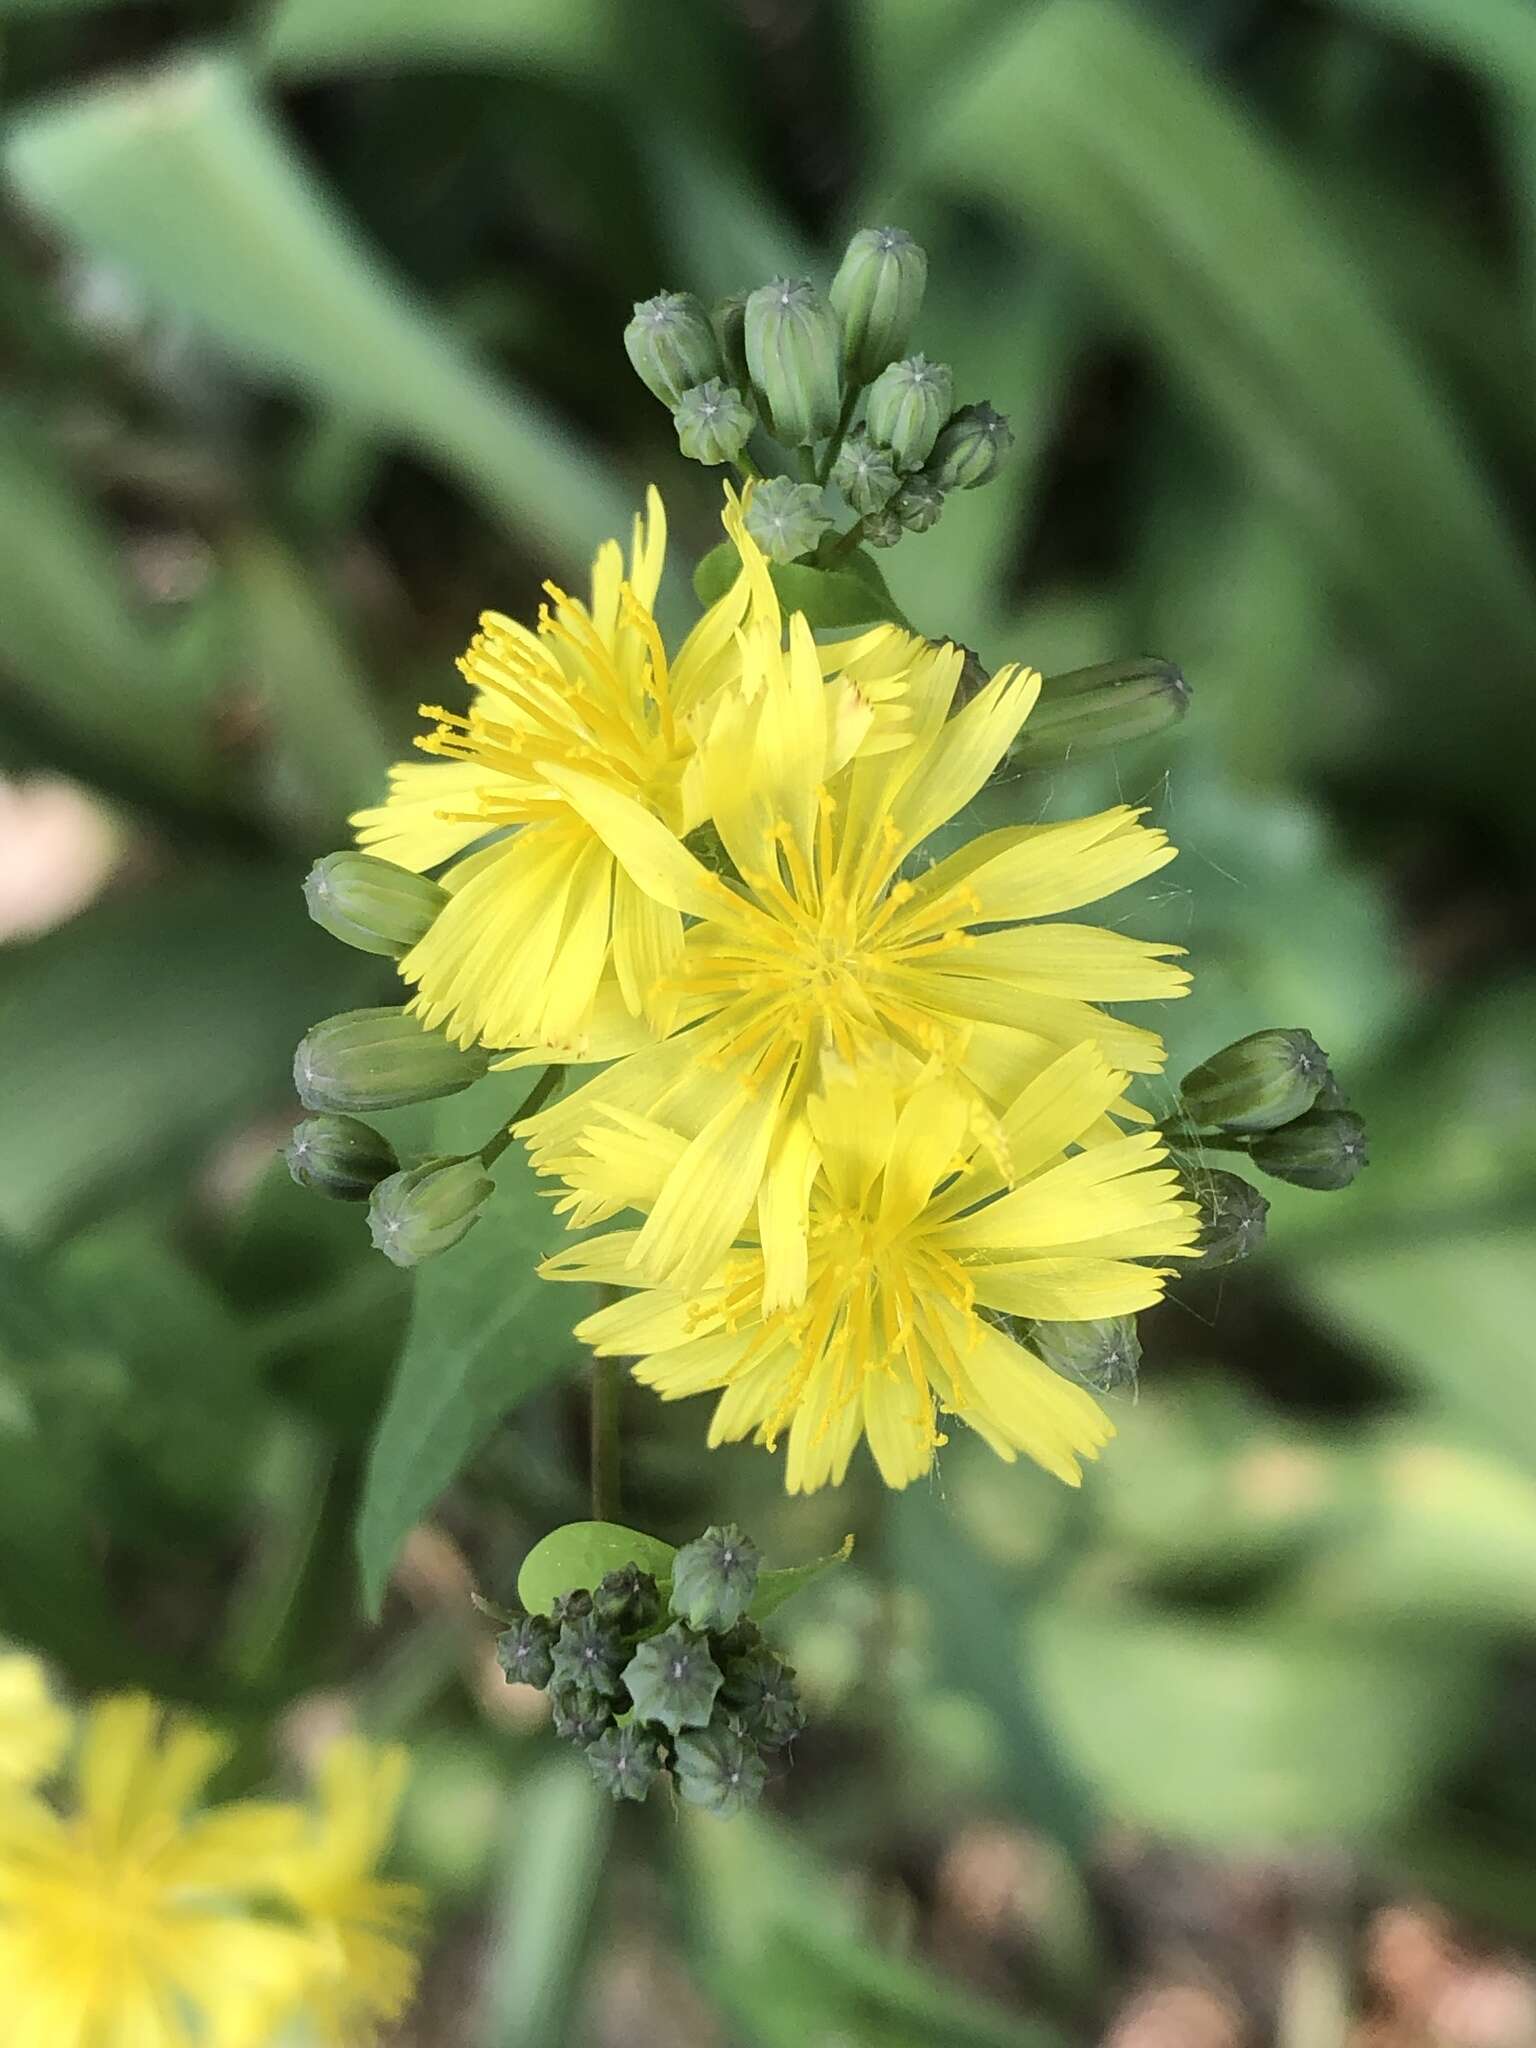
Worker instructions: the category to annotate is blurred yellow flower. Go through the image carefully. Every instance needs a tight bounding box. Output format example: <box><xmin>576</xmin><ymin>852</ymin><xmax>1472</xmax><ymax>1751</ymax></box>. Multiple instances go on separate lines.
<box><xmin>274</xmin><ymin>1738</ymin><xmax>422</xmax><ymax>2044</ymax></box>
<box><xmin>521</xmin><ymin>631</ymin><xmax>1184</xmax><ymax>1299</ymax></box>
<box><xmin>0</xmin><ymin>1694</ymin><xmax>310</xmax><ymax>2048</ymax></box>
<box><xmin>543</xmin><ymin>1045</ymin><xmax>1199</xmax><ymax>1492</ymax></box>
<box><xmin>0</xmin><ymin>1654</ymin><xmax>70</xmax><ymax>1793</ymax></box>
<box><xmin>0</xmin><ymin>1682</ymin><xmax>422</xmax><ymax>2048</ymax></box>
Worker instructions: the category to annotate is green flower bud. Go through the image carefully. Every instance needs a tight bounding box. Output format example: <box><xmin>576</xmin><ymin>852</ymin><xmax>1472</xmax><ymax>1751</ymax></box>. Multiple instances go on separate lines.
<box><xmin>670</xmin><ymin>1525</ymin><xmax>761</xmax><ymax>1631</ymax></box>
<box><xmin>673</xmin><ymin>379</ymin><xmax>754</xmax><ymax>466</ymax></box>
<box><xmin>549</xmin><ymin>1684</ymin><xmax>616</xmax><ymax>1748</ymax></box>
<box><xmin>366</xmin><ymin>1155</ymin><xmax>494</xmax><ymax>1268</ymax></box>
<box><xmin>829</xmin><ymin>225</ymin><xmax>927</xmax><ymax>385</ymax></box>
<box><xmin>302</xmin><ymin>852</ymin><xmax>447</xmax><ymax>959</ymax></box>
<box><xmin>1185</xmin><ymin>1168</ymin><xmax>1270</xmax><ymax>1268</ymax></box>
<box><xmin>673</xmin><ymin>1725</ymin><xmax>767</xmax><ymax>1817</ymax></box>
<box><xmin>1180</xmin><ymin>1029</ymin><xmax>1334</xmax><ymax>1135</ymax></box>
<box><xmin>720</xmin><ymin>1647</ymin><xmax>804</xmax><ymax>1749</ymax></box>
<box><xmin>1031</xmin><ymin>1316</ymin><xmax>1141</xmax><ymax>1395</ymax></box>
<box><xmin>623</xmin><ymin>290</ymin><xmax>722</xmax><ymax>407</ymax></box>
<box><xmin>593</xmin><ymin>1564</ymin><xmax>662</xmax><ymax>1636</ymax></box>
<box><xmin>830</xmin><ymin>428</ymin><xmax>900</xmax><ymax>515</ymax></box>
<box><xmin>929</xmin><ymin>401</ymin><xmax>1014</xmax><ymax>490</ymax></box>
<box><xmin>864</xmin><ymin>354</ymin><xmax>953</xmax><ymax>472</ymax></box>
<box><xmin>709</xmin><ymin>1617</ymin><xmax>761</xmax><ymax>1664</ymax></box>
<box><xmin>621</xmin><ymin>1622</ymin><xmax>722</xmax><ymax>1736</ymax></box>
<box><xmin>1249</xmin><ymin>1109</ymin><xmax>1369</xmax><ymax>1191</ymax></box>
<box><xmin>713</xmin><ymin>293</ymin><xmax>750</xmax><ymax>392</ymax></box>
<box><xmin>1009</xmin><ymin>658</ymin><xmax>1190</xmax><ymax>767</ymax></box>
<box><xmin>586</xmin><ymin>1723</ymin><xmax>665</xmax><ymax>1804</ymax></box>
<box><xmin>743</xmin><ymin>477</ymin><xmax>831</xmax><ymax>565</ymax></box>
<box><xmin>284</xmin><ymin>1113</ymin><xmax>398</xmax><ymax>1203</ymax></box>
<box><xmin>893</xmin><ymin>473</ymin><xmax>945</xmax><ymax>533</ymax></box>
<box><xmin>861</xmin><ymin>505</ymin><xmax>902</xmax><ymax>549</ymax></box>
<box><xmin>497</xmin><ymin>1613</ymin><xmax>555</xmax><ymax>1690</ymax></box>
<box><xmin>744</xmin><ymin>277</ymin><xmax>842</xmax><ymax>446</ymax></box>
<box><xmin>294</xmin><ymin>1008</ymin><xmax>489</xmax><ymax>1114</ymax></box>
<box><xmin>551</xmin><ymin>1613</ymin><xmax>627</xmax><ymax>1699</ymax></box>
<box><xmin>549</xmin><ymin>1588</ymin><xmax>593</xmax><ymax>1627</ymax></box>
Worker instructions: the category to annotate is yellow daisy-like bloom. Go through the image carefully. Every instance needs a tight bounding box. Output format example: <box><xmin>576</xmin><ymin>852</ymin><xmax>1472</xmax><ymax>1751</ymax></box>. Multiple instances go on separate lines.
<box><xmin>0</xmin><ymin>1693</ymin><xmax>312</xmax><ymax>2048</ymax></box>
<box><xmin>0</xmin><ymin>1655</ymin><xmax>70</xmax><ymax>1794</ymax></box>
<box><xmin>519</xmin><ymin>627</ymin><xmax>1186</xmax><ymax>1299</ymax></box>
<box><xmin>352</xmin><ymin>486</ymin><xmax>910</xmax><ymax>1056</ymax></box>
<box><xmin>271</xmin><ymin>1738</ymin><xmax>422</xmax><ymax>2045</ymax></box>
<box><xmin>543</xmin><ymin>1045</ymin><xmax>1199</xmax><ymax>1492</ymax></box>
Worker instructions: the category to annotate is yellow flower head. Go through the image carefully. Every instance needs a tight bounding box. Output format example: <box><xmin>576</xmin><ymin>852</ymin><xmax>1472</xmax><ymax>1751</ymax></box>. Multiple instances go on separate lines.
<box><xmin>0</xmin><ymin>1694</ymin><xmax>312</xmax><ymax>2048</ymax></box>
<box><xmin>0</xmin><ymin>1655</ymin><xmax>70</xmax><ymax>1794</ymax></box>
<box><xmin>353</xmin><ymin>485</ymin><xmax>915</xmax><ymax>1059</ymax></box>
<box><xmin>543</xmin><ymin>1044</ymin><xmax>1199</xmax><ymax>1493</ymax></box>
<box><xmin>520</xmin><ymin>630</ymin><xmax>1186</xmax><ymax>1299</ymax></box>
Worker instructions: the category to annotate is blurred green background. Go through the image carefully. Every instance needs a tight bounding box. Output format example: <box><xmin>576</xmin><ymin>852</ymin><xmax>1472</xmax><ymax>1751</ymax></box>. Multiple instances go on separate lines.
<box><xmin>3</xmin><ymin>2</ymin><xmax>1536</xmax><ymax>2043</ymax></box>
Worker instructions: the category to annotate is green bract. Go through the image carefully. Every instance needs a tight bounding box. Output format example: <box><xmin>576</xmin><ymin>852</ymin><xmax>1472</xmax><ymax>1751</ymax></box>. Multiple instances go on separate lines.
<box><xmin>744</xmin><ymin>278</ymin><xmax>842</xmax><ymax>446</ymax></box>
<box><xmin>828</xmin><ymin>225</ymin><xmax>927</xmax><ymax>385</ymax></box>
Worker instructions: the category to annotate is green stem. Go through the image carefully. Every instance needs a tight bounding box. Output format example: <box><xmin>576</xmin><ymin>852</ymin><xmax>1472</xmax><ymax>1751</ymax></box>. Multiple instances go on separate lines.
<box><xmin>818</xmin><ymin>389</ymin><xmax>859</xmax><ymax>484</ymax></box>
<box><xmin>734</xmin><ymin>449</ymin><xmax>762</xmax><ymax>482</ymax></box>
<box><xmin>589</xmin><ymin>1351</ymin><xmax>622</xmax><ymax>1523</ymax></box>
<box><xmin>480</xmin><ymin>1064</ymin><xmax>563</xmax><ymax>1167</ymax></box>
<box><xmin>795</xmin><ymin>445</ymin><xmax>819</xmax><ymax>484</ymax></box>
<box><xmin>820</xmin><ymin>518</ymin><xmax>868</xmax><ymax>566</ymax></box>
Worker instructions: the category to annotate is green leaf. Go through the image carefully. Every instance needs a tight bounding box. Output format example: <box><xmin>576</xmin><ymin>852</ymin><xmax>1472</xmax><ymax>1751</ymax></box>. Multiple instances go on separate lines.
<box><xmin>1027</xmin><ymin>1592</ymin><xmax>1485</xmax><ymax>1844</ymax></box>
<box><xmin>3</xmin><ymin>57</ymin><xmax>634</xmax><ymax>570</ymax></box>
<box><xmin>517</xmin><ymin>1520</ymin><xmax>678</xmax><ymax>1614</ymax></box>
<box><xmin>516</xmin><ymin>1521</ymin><xmax>851</xmax><ymax>1620</ymax></box>
<box><xmin>356</xmin><ymin>1106</ymin><xmax>590</xmax><ymax>1615</ymax></box>
<box><xmin>0</xmin><ymin>871</ymin><xmax>371</xmax><ymax>1246</ymax></box>
<box><xmin>750</xmin><ymin>1534</ymin><xmax>855</xmax><ymax>1621</ymax></box>
<box><xmin>0</xmin><ymin>412</ymin><xmax>211</xmax><ymax>803</ymax></box>
<box><xmin>910</xmin><ymin>0</ymin><xmax>1536</xmax><ymax>726</ymax></box>
<box><xmin>692</xmin><ymin>541</ymin><xmax>908</xmax><ymax>628</ymax></box>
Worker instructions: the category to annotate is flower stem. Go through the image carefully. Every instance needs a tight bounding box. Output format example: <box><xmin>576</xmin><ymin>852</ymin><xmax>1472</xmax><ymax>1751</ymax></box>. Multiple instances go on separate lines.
<box><xmin>589</xmin><ymin>1350</ymin><xmax>622</xmax><ymax>1522</ymax></box>
<box><xmin>820</xmin><ymin>518</ymin><xmax>867</xmax><ymax>566</ymax></box>
<box><xmin>818</xmin><ymin>390</ymin><xmax>859</xmax><ymax>484</ymax></box>
<box><xmin>479</xmin><ymin>1064</ymin><xmax>562</xmax><ymax>1167</ymax></box>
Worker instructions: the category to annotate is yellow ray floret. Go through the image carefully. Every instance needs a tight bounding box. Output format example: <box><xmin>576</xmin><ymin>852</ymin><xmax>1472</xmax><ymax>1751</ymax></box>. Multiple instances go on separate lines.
<box><xmin>542</xmin><ymin>1045</ymin><xmax>1200</xmax><ymax>1494</ymax></box>
<box><xmin>350</xmin><ymin>484</ymin><xmax>915</xmax><ymax>1057</ymax></box>
<box><xmin>519</xmin><ymin>635</ymin><xmax>1187</xmax><ymax>1296</ymax></box>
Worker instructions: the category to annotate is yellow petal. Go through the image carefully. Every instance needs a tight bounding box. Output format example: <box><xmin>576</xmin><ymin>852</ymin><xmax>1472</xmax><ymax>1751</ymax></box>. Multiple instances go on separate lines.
<box><xmin>536</xmin><ymin>760</ymin><xmax>722</xmax><ymax>919</ymax></box>
<box><xmin>885</xmin><ymin>663</ymin><xmax>1041</xmax><ymax>865</ymax></box>
<box><xmin>630</xmin><ymin>1063</ymin><xmax>791</xmax><ymax>1291</ymax></box>
<box><xmin>970</xmin><ymin>1255</ymin><xmax>1177</xmax><ymax>1320</ymax></box>
<box><xmin>956</xmin><ymin>924</ymin><xmax>1190</xmax><ymax>1000</ymax></box>
<box><xmin>758</xmin><ymin>1116</ymin><xmax>820</xmax><ymax>1314</ymax></box>
<box><xmin>351</xmin><ymin>760</ymin><xmax>496</xmax><ymax>873</ymax></box>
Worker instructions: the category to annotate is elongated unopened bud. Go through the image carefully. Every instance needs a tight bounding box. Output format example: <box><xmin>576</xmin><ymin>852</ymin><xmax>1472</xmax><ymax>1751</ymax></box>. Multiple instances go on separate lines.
<box><xmin>1179</xmin><ymin>1029</ymin><xmax>1334</xmax><ymax>1135</ymax></box>
<box><xmin>1010</xmin><ymin>658</ymin><xmax>1190</xmax><ymax>766</ymax></box>
<box><xmin>745</xmin><ymin>278</ymin><xmax>843</xmax><ymax>446</ymax></box>
<box><xmin>829</xmin><ymin>225</ymin><xmax>927</xmax><ymax>384</ymax></box>
<box><xmin>864</xmin><ymin>353</ymin><xmax>952</xmax><ymax>471</ymax></box>
<box><xmin>284</xmin><ymin>1113</ymin><xmax>398</xmax><ymax>1201</ymax></box>
<box><xmin>293</xmin><ymin>1008</ymin><xmax>489</xmax><ymax>1113</ymax></box>
<box><xmin>367</xmin><ymin>1154</ymin><xmax>495</xmax><ymax>1266</ymax></box>
<box><xmin>624</xmin><ymin>291</ymin><xmax>722</xmax><ymax>406</ymax></box>
<box><xmin>303</xmin><ymin>852</ymin><xmax>447</xmax><ymax>958</ymax></box>
<box><xmin>1249</xmin><ymin>1109</ymin><xmax>1369</xmax><ymax>1191</ymax></box>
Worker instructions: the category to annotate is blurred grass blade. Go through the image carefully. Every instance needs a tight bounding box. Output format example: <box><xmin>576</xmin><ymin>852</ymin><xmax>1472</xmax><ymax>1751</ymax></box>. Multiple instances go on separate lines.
<box><xmin>219</xmin><ymin>529</ymin><xmax>394</xmax><ymax>836</ymax></box>
<box><xmin>909</xmin><ymin>0</ymin><xmax>1536</xmax><ymax>710</ymax></box>
<box><xmin>481</xmin><ymin>1757</ymin><xmax>611</xmax><ymax>2048</ymax></box>
<box><xmin>1327</xmin><ymin>0</ymin><xmax>1536</xmax><ymax>104</ymax></box>
<box><xmin>3</xmin><ymin>57</ymin><xmax>633</xmax><ymax>567</ymax></box>
<box><xmin>262</xmin><ymin>0</ymin><xmax>621</xmax><ymax>81</ymax></box>
<box><xmin>0</xmin><ymin>412</ymin><xmax>212</xmax><ymax>800</ymax></box>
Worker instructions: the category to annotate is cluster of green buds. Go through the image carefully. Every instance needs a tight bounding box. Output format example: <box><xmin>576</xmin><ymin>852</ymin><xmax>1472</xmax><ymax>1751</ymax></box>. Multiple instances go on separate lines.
<box><xmin>1168</xmin><ymin>1029</ymin><xmax>1369</xmax><ymax>1267</ymax></box>
<box><xmin>623</xmin><ymin>226</ymin><xmax>1014</xmax><ymax>568</ymax></box>
<box><xmin>285</xmin><ymin>852</ymin><xmax>525</xmax><ymax>1267</ymax></box>
<box><xmin>495</xmin><ymin>1526</ymin><xmax>804</xmax><ymax>1815</ymax></box>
